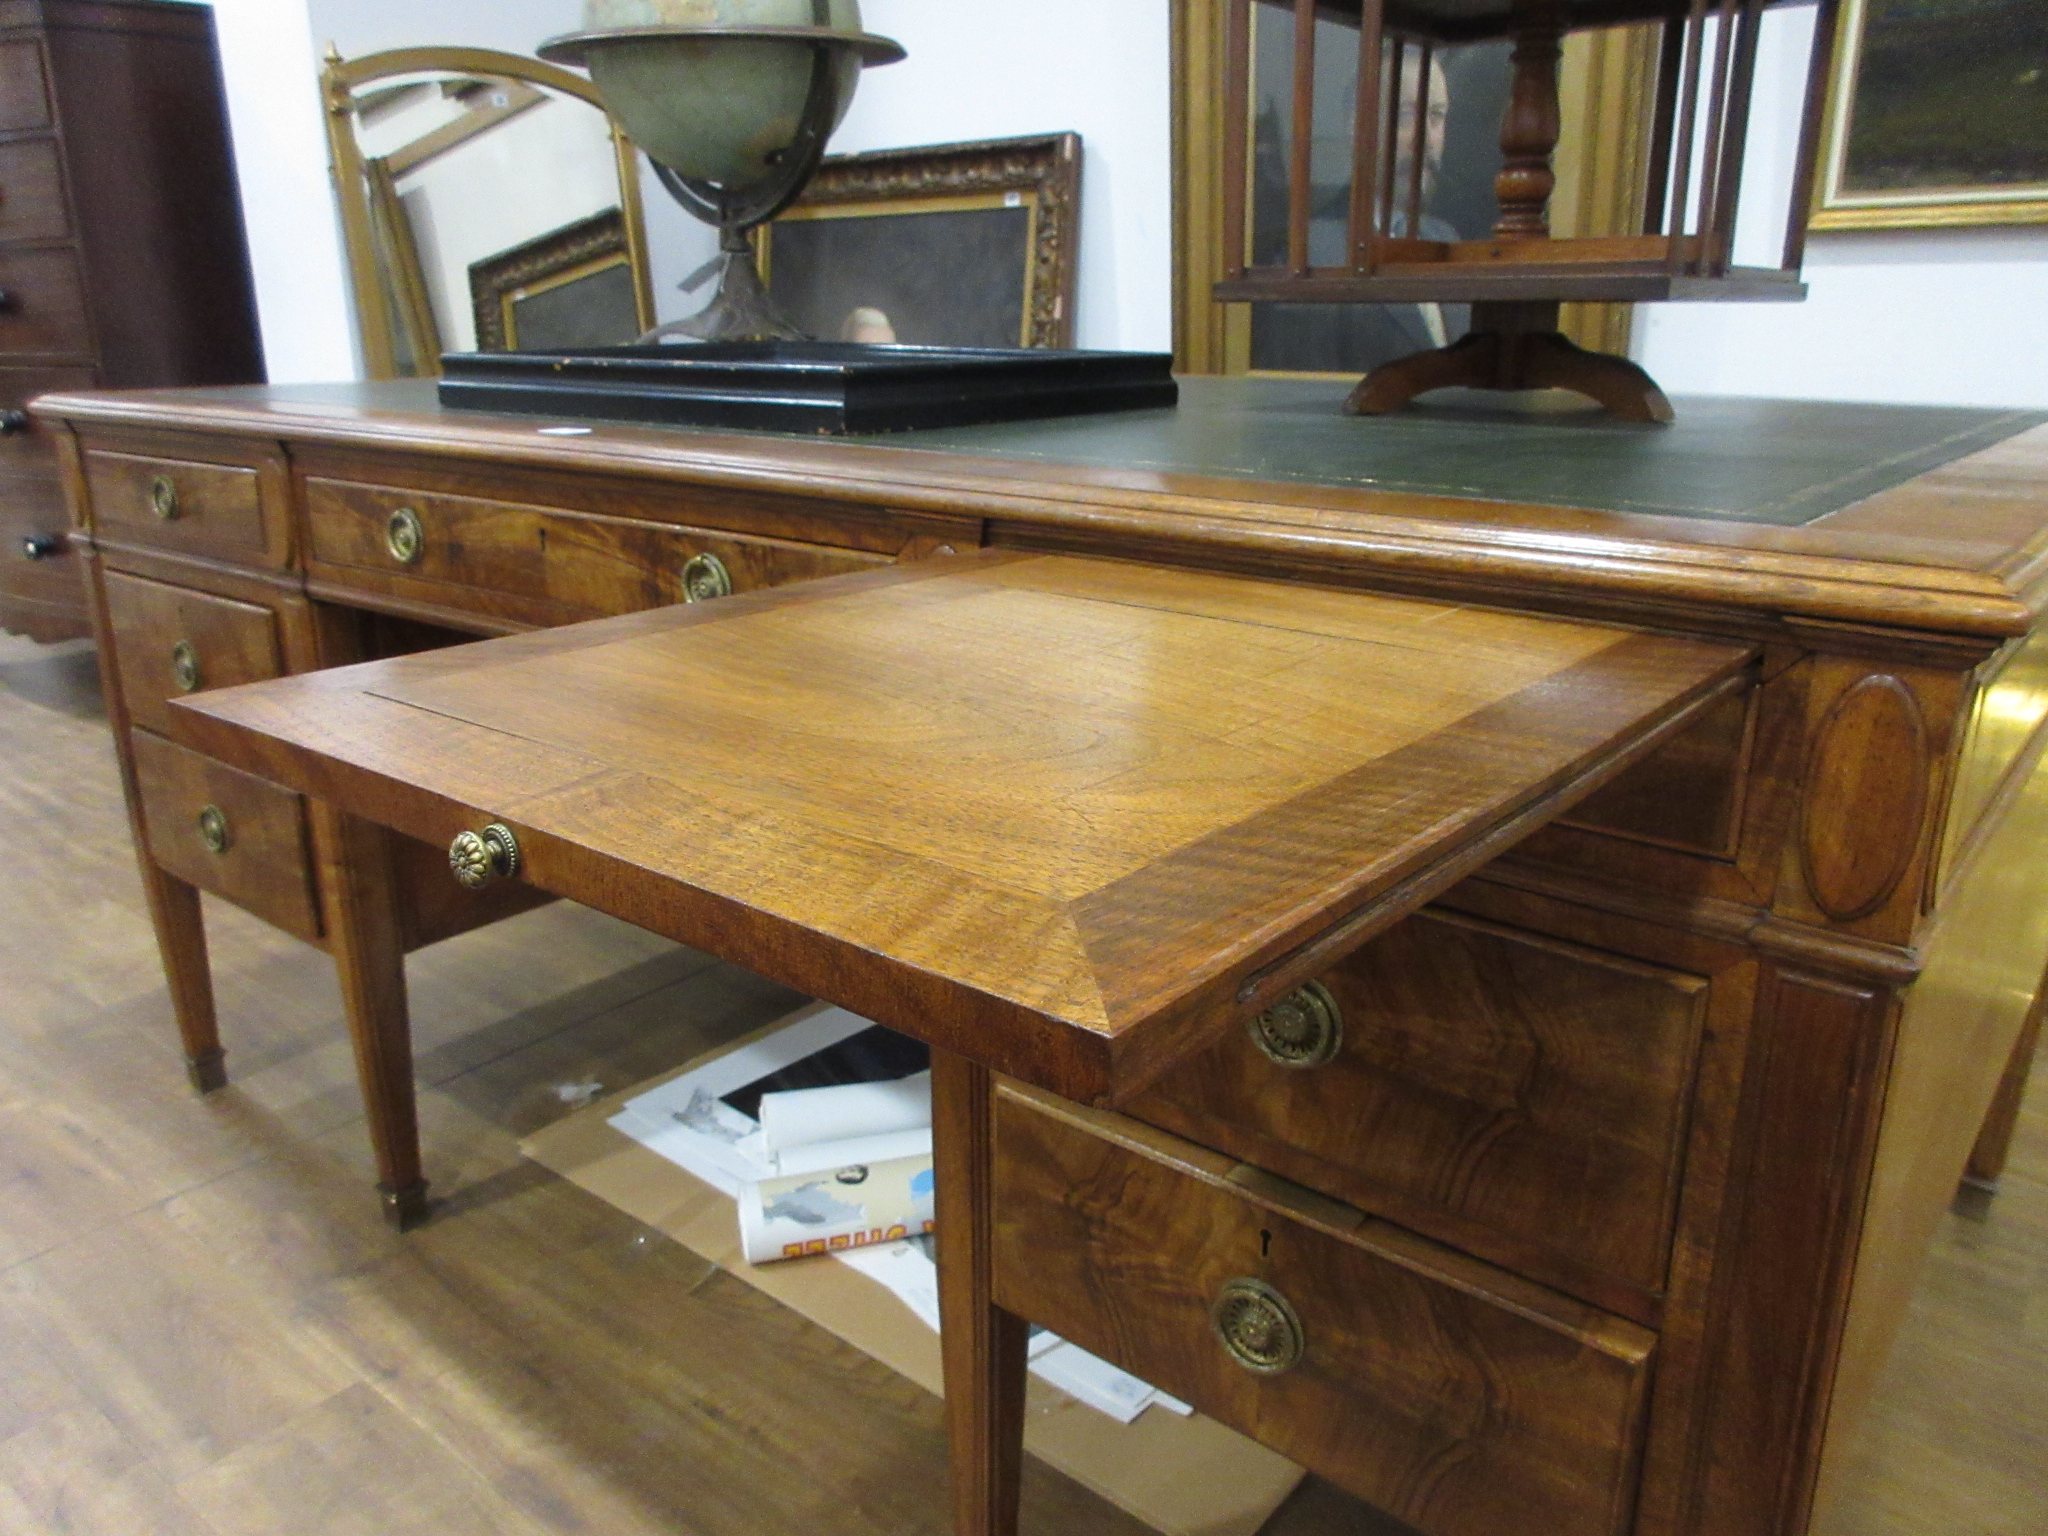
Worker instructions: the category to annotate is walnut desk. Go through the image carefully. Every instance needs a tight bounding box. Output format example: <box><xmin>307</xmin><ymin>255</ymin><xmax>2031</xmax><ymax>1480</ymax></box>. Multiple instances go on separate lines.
<box><xmin>36</xmin><ymin>377</ymin><xmax>2048</xmax><ymax>1536</ymax></box>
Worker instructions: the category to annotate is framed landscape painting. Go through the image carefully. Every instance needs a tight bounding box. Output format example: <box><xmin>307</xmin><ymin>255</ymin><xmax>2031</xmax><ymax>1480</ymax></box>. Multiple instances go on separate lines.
<box><xmin>1813</xmin><ymin>0</ymin><xmax>2048</xmax><ymax>230</ymax></box>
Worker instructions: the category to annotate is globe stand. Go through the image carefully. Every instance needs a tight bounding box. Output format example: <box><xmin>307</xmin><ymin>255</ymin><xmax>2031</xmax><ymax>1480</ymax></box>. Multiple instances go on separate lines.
<box><xmin>634</xmin><ymin>48</ymin><xmax>847</xmax><ymax>345</ymax></box>
<box><xmin>639</xmin><ymin>226</ymin><xmax>805</xmax><ymax>344</ymax></box>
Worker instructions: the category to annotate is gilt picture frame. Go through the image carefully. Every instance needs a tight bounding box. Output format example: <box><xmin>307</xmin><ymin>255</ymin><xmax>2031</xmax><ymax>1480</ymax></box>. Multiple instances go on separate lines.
<box><xmin>756</xmin><ymin>133</ymin><xmax>1082</xmax><ymax>350</ymax></box>
<box><xmin>1811</xmin><ymin>0</ymin><xmax>2048</xmax><ymax>232</ymax></box>
<box><xmin>469</xmin><ymin>208</ymin><xmax>644</xmax><ymax>353</ymax></box>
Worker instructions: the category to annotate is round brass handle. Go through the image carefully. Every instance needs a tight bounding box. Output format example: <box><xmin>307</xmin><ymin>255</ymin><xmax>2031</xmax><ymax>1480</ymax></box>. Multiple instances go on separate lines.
<box><xmin>1246</xmin><ymin>980</ymin><xmax>1342</xmax><ymax>1069</ymax></box>
<box><xmin>170</xmin><ymin>640</ymin><xmax>201</xmax><ymax>693</ymax></box>
<box><xmin>150</xmin><ymin>475</ymin><xmax>180</xmax><ymax>521</ymax></box>
<box><xmin>385</xmin><ymin>506</ymin><xmax>424</xmax><ymax>565</ymax></box>
<box><xmin>196</xmin><ymin>804</ymin><xmax>231</xmax><ymax>855</ymax></box>
<box><xmin>448</xmin><ymin>823</ymin><xmax>520</xmax><ymax>889</ymax></box>
<box><xmin>1212</xmin><ymin>1278</ymin><xmax>1305</xmax><ymax>1376</ymax></box>
<box><xmin>682</xmin><ymin>550</ymin><xmax>732</xmax><ymax>603</ymax></box>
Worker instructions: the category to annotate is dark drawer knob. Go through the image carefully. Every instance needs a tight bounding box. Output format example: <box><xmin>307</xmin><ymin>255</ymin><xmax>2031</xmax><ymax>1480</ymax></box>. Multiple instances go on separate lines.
<box><xmin>0</xmin><ymin>408</ymin><xmax>28</xmax><ymax>435</ymax></box>
<box><xmin>196</xmin><ymin>804</ymin><xmax>231</xmax><ymax>855</ymax></box>
<box><xmin>0</xmin><ymin>288</ymin><xmax>16</xmax><ymax>313</ymax></box>
<box><xmin>682</xmin><ymin>550</ymin><xmax>732</xmax><ymax>602</ymax></box>
<box><xmin>1246</xmin><ymin>980</ymin><xmax>1342</xmax><ymax>1069</ymax></box>
<box><xmin>385</xmin><ymin>506</ymin><xmax>424</xmax><ymax>565</ymax></box>
<box><xmin>1212</xmin><ymin>1278</ymin><xmax>1305</xmax><ymax>1376</ymax></box>
<box><xmin>20</xmin><ymin>531</ymin><xmax>63</xmax><ymax>560</ymax></box>
<box><xmin>449</xmin><ymin>823</ymin><xmax>520</xmax><ymax>889</ymax></box>
<box><xmin>171</xmin><ymin>640</ymin><xmax>202</xmax><ymax>693</ymax></box>
<box><xmin>150</xmin><ymin>474</ymin><xmax>180</xmax><ymax>521</ymax></box>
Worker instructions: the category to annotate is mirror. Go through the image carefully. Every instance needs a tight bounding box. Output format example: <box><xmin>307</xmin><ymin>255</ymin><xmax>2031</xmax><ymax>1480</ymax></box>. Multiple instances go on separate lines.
<box><xmin>322</xmin><ymin>46</ymin><xmax>655</xmax><ymax>379</ymax></box>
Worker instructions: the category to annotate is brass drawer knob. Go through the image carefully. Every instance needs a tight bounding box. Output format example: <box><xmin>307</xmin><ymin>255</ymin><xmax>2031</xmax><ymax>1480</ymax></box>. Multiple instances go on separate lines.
<box><xmin>170</xmin><ymin>640</ymin><xmax>201</xmax><ymax>693</ymax></box>
<box><xmin>150</xmin><ymin>474</ymin><xmax>180</xmax><ymax>521</ymax></box>
<box><xmin>1247</xmin><ymin>980</ymin><xmax>1342</xmax><ymax>1069</ymax></box>
<box><xmin>1212</xmin><ymin>1278</ymin><xmax>1305</xmax><ymax>1376</ymax></box>
<box><xmin>386</xmin><ymin>506</ymin><xmax>424</xmax><ymax>565</ymax></box>
<box><xmin>196</xmin><ymin>805</ymin><xmax>231</xmax><ymax>855</ymax></box>
<box><xmin>682</xmin><ymin>550</ymin><xmax>732</xmax><ymax>602</ymax></box>
<box><xmin>449</xmin><ymin>823</ymin><xmax>520</xmax><ymax>889</ymax></box>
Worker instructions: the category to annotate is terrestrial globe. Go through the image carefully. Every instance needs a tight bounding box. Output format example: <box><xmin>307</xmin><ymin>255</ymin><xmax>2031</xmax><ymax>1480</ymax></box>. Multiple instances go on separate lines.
<box><xmin>540</xmin><ymin>0</ymin><xmax>905</xmax><ymax>340</ymax></box>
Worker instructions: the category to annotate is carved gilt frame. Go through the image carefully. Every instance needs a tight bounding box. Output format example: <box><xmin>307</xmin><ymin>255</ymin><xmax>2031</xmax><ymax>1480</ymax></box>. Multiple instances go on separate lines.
<box><xmin>321</xmin><ymin>46</ymin><xmax>656</xmax><ymax>380</ymax></box>
<box><xmin>1171</xmin><ymin>1</ymin><xmax>1660</xmax><ymax>374</ymax></box>
<box><xmin>763</xmin><ymin>133</ymin><xmax>1083</xmax><ymax>349</ymax></box>
<box><xmin>1810</xmin><ymin>0</ymin><xmax>2048</xmax><ymax>233</ymax></box>
<box><xmin>470</xmin><ymin>208</ymin><xmax>638</xmax><ymax>352</ymax></box>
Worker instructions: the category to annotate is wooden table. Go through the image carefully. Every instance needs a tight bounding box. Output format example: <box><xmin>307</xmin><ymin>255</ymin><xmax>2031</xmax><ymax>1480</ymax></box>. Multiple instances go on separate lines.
<box><xmin>33</xmin><ymin>376</ymin><xmax>2048</xmax><ymax>1536</ymax></box>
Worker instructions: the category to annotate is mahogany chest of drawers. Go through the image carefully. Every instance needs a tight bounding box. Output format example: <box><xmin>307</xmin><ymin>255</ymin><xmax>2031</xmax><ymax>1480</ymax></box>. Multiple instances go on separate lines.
<box><xmin>0</xmin><ymin>0</ymin><xmax>260</xmax><ymax>642</ymax></box>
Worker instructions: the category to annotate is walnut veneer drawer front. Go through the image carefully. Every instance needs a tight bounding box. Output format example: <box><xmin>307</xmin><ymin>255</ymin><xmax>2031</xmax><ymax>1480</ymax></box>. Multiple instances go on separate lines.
<box><xmin>131</xmin><ymin>731</ymin><xmax>321</xmax><ymax>943</ymax></box>
<box><xmin>0</xmin><ymin>139</ymin><xmax>67</xmax><ymax>243</ymax></box>
<box><xmin>304</xmin><ymin>477</ymin><xmax>893</xmax><ymax>623</ymax></box>
<box><xmin>993</xmin><ymin>1086</ymin><xmax>1656</xmax><ymax>1536</ymax></box>
<box><xmin>87</xmin><ymin>449</ymin><xmax>273</xmax><ymax>563</ymax></box>
<box><xmin>1130</xmin><ymin>909</ymin><xmax>1708</xmax><ymax>1307</ymax></box>
<box><xmin>102</xmin><ymin>570</ymin><xmax>283</xmax><ymax>739</ymax></box>
<box><xmin>0</xmin><ymin>246</ymin><xmax>88</xmax><ymax>356</ymax></box>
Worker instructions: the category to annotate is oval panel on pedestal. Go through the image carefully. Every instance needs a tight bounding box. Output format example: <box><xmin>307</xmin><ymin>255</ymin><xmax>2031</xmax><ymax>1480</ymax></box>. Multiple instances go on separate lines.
<box><xmin>1800</xmin><ymin>675</ymin><xmax>1929</xmax><ymax>923</ymax></box>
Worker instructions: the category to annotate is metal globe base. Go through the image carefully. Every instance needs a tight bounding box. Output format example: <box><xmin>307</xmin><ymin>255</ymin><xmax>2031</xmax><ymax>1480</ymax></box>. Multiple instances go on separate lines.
<box><xmin>640</xmin><ymin>229</ymin><xmax>805</xmax><ymax>344</ymax></box>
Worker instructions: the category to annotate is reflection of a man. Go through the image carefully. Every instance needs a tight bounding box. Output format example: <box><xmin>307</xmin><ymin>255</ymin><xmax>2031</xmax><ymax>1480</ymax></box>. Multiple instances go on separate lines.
<box><xmin>1250</xmin><ymin>54</ymin><xmax>1471</xmax><ymax>373</ymax></box>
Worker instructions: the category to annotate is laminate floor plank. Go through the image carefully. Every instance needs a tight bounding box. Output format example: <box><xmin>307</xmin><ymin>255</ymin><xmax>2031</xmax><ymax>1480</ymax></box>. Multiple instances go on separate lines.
<box><xmin>172</xmin><ymin>1382</ymin><xmax>552</xmax><ymax>1536</ymax></box>
<box><xmin>1</xmin><ymin>624</ymin><xmax>2042</xmax><ymax>1536</ymax></box>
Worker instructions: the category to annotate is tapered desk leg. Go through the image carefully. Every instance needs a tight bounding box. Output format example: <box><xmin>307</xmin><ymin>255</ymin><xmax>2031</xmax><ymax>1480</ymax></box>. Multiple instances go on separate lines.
<box><xmin>85</xmin><ymin>547</ymin><xmax>227</xmax><ymax>1094</ymax></box>
<box><xmin>311</xmin><ymin>802</ymin><xmax>428</xmax><ymax>1229</ymax></box>
<box><xmin>1966</xmin><ymin>973</ymin><xmax>2046</xmax><ymax>1190</ymax></box>
<box><xmin>140</xmin><ymin>862</ymin><xmax>227</xmax><ymax>1093</ymax></box>
<box><xmin>932</xmin><ymin>1048</ymin><xmax>1028</xmax><ymax>1536</ymax></box>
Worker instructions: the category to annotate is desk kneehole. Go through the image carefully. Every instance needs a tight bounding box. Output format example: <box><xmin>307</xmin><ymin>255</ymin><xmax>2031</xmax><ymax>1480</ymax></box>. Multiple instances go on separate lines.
<box><xmin>992</xmin><ymin>1082</ymin><xmax>1656</xmax><ymax>1536</ymax></box>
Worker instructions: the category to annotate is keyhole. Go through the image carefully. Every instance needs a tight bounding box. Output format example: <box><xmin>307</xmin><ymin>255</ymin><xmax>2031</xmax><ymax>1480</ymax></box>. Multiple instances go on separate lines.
<box><xmin>1259</xmin><ymin>1229</ymin><xmax>1272</xmax><ymax>1260</ymax></box>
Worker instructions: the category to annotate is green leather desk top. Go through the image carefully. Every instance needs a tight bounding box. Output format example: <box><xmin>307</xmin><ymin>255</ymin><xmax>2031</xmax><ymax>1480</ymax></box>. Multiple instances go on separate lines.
<box><xmin>199</xmin><ymin>376</ymin><xmax>2042</xmax><ymax>530</ymax></box>
<box><xmin>884</xmin><ymin>379</ymin><xmax>2045</xmax><ymax>528</ymax></box>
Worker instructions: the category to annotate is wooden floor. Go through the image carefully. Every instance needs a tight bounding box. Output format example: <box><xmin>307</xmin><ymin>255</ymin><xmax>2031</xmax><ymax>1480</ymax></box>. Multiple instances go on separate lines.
<box><xmin>0</xmin><ymin>628</ymin><xmax>2040</xmax><ymax>1536</ymax></box>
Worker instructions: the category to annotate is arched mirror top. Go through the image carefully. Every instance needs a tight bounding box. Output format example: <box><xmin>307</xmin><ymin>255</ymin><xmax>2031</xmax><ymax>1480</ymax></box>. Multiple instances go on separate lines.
<box><xmin>322</xmin><ymin>46</ymin><xmax>655</xmax><ymax>379</ymax></box>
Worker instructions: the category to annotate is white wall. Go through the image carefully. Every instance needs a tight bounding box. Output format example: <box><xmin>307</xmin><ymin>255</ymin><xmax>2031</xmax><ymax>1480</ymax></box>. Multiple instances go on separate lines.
<box><xmin>1632</xmin><ymin>4</ymin><xmax>2048</xmax><ymax>410</ymax></box>
<box><xmin>205</xmin><ymin>0</ymin><xmax>357</xmax><ymax>383</ymax></box>
<box><xmin>204</xmin><ymin>0</ymin><xmax>1170</xmax><ymax>379</ymax></box>
<box><xmin>831</xmin><ymin>1</ymin><xmax>1173</xmax><ymax>352</ymax></box>
<box><xmin>206</xmin><ymin>2</ymin><xmax>2042</xmax><ymax>405</ymax></box>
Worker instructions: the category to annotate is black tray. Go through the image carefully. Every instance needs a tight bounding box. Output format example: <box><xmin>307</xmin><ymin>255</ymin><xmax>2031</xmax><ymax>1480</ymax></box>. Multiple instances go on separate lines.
<box><xmin>436</xmin><ymin>341</ymin><xmax>1178</xmax><ymax>435</ymax></box>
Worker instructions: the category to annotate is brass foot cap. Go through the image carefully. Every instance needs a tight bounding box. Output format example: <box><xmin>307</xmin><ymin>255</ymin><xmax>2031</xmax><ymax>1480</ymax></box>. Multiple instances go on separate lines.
<box><xmin>380</xmin><ymin>1181</ymin><xmax>432</xmax><ymax>1232</ymax></box>
<box><xmin>185</xmin><ymin>1050</ymin><xmax>228</xmax><ymax>1094</ymax></box>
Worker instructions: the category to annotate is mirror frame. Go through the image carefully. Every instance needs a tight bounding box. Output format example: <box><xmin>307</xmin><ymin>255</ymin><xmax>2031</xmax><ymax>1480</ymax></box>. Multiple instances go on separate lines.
<box><xmin>322</xmin><ymin>45</ymin><xmax>657</xmax><ymax>380</ymax></box>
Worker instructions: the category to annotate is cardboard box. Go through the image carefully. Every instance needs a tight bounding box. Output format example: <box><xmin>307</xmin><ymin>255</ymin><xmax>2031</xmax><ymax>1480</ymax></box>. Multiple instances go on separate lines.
<box><xmin>522</xmin><ymin>1009</ymin><xmax>1304</xmax><ymax>1536</ymax></box>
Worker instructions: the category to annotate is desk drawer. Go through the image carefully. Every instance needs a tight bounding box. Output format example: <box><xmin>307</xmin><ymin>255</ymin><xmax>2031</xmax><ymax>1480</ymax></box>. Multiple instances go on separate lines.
<box><xmin>0</xmin><ymin>247</ymin><xmax>88</xmax><ymax>357</ymax></box>
<box><xmin>132</xmin><ymin>730</ymin><xmax>320</xmax><ymax>942</ymax></box>
<box><xmin>103</xmin><ymin>570</ymin><xmax>284</xmax><ymax>738</ymax></box>
<box><xmin>1129</xmin><ymin>909</ymin><xmax>1708</xmax><ymax>1307</ymax></box>
<box><xmin>993</xmin><ymin>1085</ymin><xmax>1654</xmax><ymax>1536</ymax></box>
<box><xmin>304</xmin><ymin>477</ymin><xmax>891</xmax><ymax>624</ymax></box>
<box><xmin>0</xmin><ymin>139</ymin><xmax>68</xmax><ymax>243</ymax></box>
<box><xmin>87</xmin><ymin>449</ymin><xmax>274</xmax><ymax>563</ymax></box>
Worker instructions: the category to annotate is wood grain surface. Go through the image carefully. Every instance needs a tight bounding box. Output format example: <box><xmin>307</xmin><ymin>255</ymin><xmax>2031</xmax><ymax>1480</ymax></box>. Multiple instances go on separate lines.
<box><xmin>991</xmin><ymin>1082</ymin><xmax>1656</xmax><ymax>1536</ymax></box>
<box><xmin>3</xmin><ymin>618</ymin><xmax>2045</xmax><ymax>1536</ymax></box>
<box><xmin>33</xmin><ymin>378</ymin><xmax>2048</xmax><ymax>650</ymax></box>
<box><xmin>170</xmin><ymin>551</ymin><xmax>1749</xmax><ymax>1104</ymax></box>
